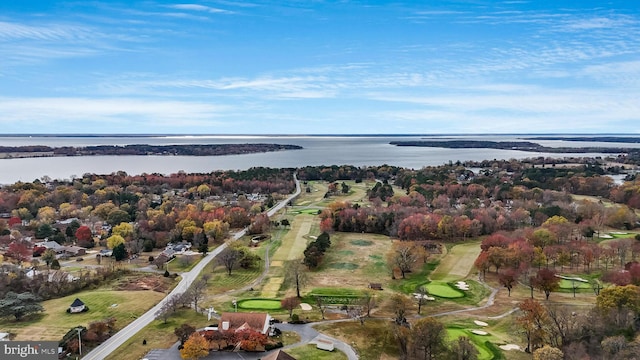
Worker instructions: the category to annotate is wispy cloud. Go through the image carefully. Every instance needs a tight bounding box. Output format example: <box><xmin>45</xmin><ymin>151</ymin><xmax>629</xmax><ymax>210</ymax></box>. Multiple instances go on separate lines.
<box><xmin>167</xmin><ymin>4</ymin><xmax>234</xmax><ymax>14</ymax></box>
<box><xmin>0</xmin><ymin>97</ymin><xmax>229</xmax><ymax>127</ymax></box>
<box><xmin>0</xmin><ymin>21</ymin><xmax>90</xmax><ymax>41</ymax></box>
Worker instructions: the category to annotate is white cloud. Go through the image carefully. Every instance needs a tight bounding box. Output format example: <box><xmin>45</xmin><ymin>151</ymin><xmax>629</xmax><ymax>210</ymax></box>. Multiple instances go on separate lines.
<box><xmin>167</xmin><ymin>4</ymin><xmax>234</xmax><ymax>14</ymax></box>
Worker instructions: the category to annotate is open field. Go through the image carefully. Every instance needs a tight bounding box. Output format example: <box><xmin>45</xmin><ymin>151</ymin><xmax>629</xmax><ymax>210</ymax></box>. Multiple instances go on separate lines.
<box><xmin>286</xmin><ymin>344</ymin><xmax>348</xmax><ymax>360</ymax></box>
<box><xmin>0</xmin><ymin>290</ymin><xmax>165</xmax><ymax>341</ymax></box>
<box><xmin>271</xmin><ymin>214</ymin><xmax>314</xmax><ymax>262</ymax></box>
<box><xmin>315</xmin><ymin>319</ymin><xmax>399</xmax><ymax>360</ymax></box>
<box><xmin>430</xmin><ymin>241</ymin><xmax>482</xmax><ymax>281</ymax></box>
<box><xmin>309</xmin><ymin>232</ymin><xmax>393</xmax><ymax>290</ymax></box>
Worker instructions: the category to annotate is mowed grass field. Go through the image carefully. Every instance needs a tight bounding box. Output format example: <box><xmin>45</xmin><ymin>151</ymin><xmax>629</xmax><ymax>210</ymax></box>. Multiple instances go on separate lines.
<box><xmin>430</xmin><ymin>241</ymin><xmax>482</xmax><ymax>282</ymax></box>
<box><xmin>0</xmin><ymin>290</ymin><xmax>165</xmax><ymax>341</ymax></box>
<box><xmin>309</xmin><ymin>232</ymin><xmax>392</xmax><ymax>289</ymax></box>
<box><xmin>271</xmin><ymin>214</ymin><xmax>315</xmax><ymax>262</ymax></box>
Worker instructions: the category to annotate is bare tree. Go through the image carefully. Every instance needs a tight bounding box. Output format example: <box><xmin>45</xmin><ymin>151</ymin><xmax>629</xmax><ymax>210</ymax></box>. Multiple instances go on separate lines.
<box><xmin>416</xmin><ymin>286</ymin><xmax>429</xmax><ymax>315</ymax></box>
<box><xmin>155</xmin><ymin>299</ymin><xmax>173</xmax><ymax>323</ymax></box>
<box><xmin>284</xmin><ymin>260</ymin><xmax>308</xmax><ymax>298</ymax></box>
<box><xmin>315</xmin><ymin>296</ymin><xmax>328</xmax><ymax>320</ymax></box>
<box><xmin>359</xmin><ymin>290</ymin><xmax>376</xmax><ymax>317</ymax></box>
<box><xmin>217</xmin><ymin>247</ymin><xmax>241</xmax><ymax>275</ymax></box>
<box><xmin>185</xmin><ymin>274</ymin><xmax>210</xmax><ymax>312</ymax></box>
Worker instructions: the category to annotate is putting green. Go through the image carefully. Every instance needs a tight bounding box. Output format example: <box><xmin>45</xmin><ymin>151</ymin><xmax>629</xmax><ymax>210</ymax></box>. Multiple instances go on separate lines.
<box><xmin>425</xmin><ymin>282</ymin><xmax>465</xmax><ymax>298</ymax></box>
<box><xmin>237</xmin><ymin>299</ymin><xmax>282</xmax><ymax>310</ymax></box>
<box><xmin>558</xmin><ymin>279</ymin><xmax>590</xmax><ymax>289</ymax></box>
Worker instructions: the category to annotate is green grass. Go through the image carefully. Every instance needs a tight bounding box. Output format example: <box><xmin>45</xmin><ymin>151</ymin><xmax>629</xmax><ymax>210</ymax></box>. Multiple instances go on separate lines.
<box><xmin>425</xmin><ymin>282</ymin><xmax>465</xmax><ymax>299</ymax></box>
<box><xmin>558</xmin><ymin>279</ymin><xmax>591</xmax><ymax>290</ymax></box>
<box><xmin>237</xmin><ymin>299</ymin><xmax>282</xmax><ymax>310</ymax></box>
<box><xmin>337</xmin><ymin>250</ymin><xmax>354</xmax><ymax>256</ymax></box>
<box><xmin>446</xmin><ymin>327</ymin><xmax>495</xmax><ymax>360</ymax></box>
<box><xmin>389</xmin><ymin>261</ymin><xmax>439</xmax><ymax>294</ymax></box>
<box><xmin>327</xmin><ymin>262</ymin><xmax>359</xmax><ymax>270</ymax></box>
<box><xmin>308</xmin><ymin>288</ymin><xmax>363</xmax><ymax>297</ymax></box>
<box><xmin>0</xmin><ymin>290</ymin><xmax>165</xmax><ymax>341</ymax></box>
<box><xmin>207</xmin><ymin>261</ymin><xmax>264</xmax><ymax>294</ymax></box>
<box><xmin>350</xmin><ymin>240</ymin><xmax>374</xmax><ymax>246</ymax></box>
<box><xmin>167</xmin><ymin>254</ymin><xmax>201</xmax><ymax>273</ymax></box>
<box><xmin>314</xmin><ymin>320</ymin><xmax>398</xmax><ymax>360</ymax></box>
<box><xmin>290</xmin><ymin>208</ymin><xmax>321</xmax><ymax>215</ymax></box>
<box><xmin>286</xmin><ymin>344</ymin><xmax>347</xmax><ymax>360</ymax></box>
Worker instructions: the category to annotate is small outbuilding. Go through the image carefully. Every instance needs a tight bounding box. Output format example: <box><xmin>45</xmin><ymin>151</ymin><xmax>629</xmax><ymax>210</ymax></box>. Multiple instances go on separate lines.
<box><xmin>316</xmin><ymin>339</ymin><xmax>334</xmax><ymax>351</ymax></box>
<box><xmin>67</xmin><ymin>298</ymin><xmax>88</xmax><ymax>313</ymax></box>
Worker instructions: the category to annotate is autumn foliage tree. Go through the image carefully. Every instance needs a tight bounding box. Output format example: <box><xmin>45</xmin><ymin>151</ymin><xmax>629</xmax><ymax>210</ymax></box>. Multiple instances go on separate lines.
<box><xmin>534</xmin><ymin>268</ymin><xmax>560</xmax><ymax>300</ymax></box>
<box><xmin>180</xmin><ymin>332</ymin><xmax>209</xmax><ymax>360</ymax></box>
<box><xmin>281</xmin><ymin>296</ymin><xmax>301</xmax><ymax>318</ymax></box>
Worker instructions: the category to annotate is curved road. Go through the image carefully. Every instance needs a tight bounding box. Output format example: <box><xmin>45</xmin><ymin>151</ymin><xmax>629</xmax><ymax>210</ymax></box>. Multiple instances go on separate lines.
<box><xmin>84</xmin><ymin>175</ymin><xmax>301</xmax><ymax>360</ymax></box>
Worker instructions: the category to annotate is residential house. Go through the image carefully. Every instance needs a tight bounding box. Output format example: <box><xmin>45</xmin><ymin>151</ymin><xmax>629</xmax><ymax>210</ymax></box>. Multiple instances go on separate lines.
<box><xmin>61</xmin><ymin>245</ymin><xmax>86</xmax><ymax>257</ymax></box>
<box><xmin>218</xmin><ymin>312</ymin><xmax>272</xmax><ymax>335</ymax></box>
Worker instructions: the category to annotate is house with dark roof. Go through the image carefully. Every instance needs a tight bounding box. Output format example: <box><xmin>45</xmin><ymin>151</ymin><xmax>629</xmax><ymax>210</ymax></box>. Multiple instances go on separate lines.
<box><xmin>218</xmin><ymin>312</ymin><xmax>272</xmax><ymax>335</ymax></box>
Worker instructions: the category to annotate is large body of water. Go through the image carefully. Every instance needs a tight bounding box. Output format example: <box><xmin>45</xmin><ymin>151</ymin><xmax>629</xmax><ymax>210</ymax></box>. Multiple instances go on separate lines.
<box><xmin>0</xmin><ymin>135</ymin><xmax>638</xmax><ymax>184</ymax></box>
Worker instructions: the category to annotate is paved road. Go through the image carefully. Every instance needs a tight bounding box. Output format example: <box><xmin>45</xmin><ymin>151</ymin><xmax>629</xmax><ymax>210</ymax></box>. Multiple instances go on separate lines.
<box><xmin>83</xmin><ymin>175</ymin><xmax>301</xmax><ymax>360</ymax></box>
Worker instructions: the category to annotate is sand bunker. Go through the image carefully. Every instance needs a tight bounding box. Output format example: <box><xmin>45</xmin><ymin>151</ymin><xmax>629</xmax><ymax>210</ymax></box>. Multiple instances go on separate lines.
<box><xmin>474</xmin><ymin>320</ymin><xmax>488</xmax><ymax>327</ymax></box>
<box><xmin>413</xmin><ymin>293</ymin><xmax>435</xmax><ymax>301</ymax></box>
<box><xmin>471</xmin><ymin>330</ymin><xmax>488</xmax><ymax>335</ymax></box>
<box><xmin>300</xmin><ymin>303</ymin><xmax>312</xmax><ymax>311</ymax></box>
<box><xmin>499</xmin><ymin>344</ymin><xmax>521</xmax><ymax>351</ymax></box>
<box><xmin>455</xmin><ymin>281</ymin><xmax>470</xmax><ymax>291</ymax></box>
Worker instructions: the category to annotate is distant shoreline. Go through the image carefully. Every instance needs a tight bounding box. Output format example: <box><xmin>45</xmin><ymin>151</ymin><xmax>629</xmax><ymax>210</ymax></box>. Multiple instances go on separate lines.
<box><xmin>389</xmin><ymin>140</ymin><xmax>639</xmax><ymax>154</ymax></box>
<box><xmin>0</xmin><ymin>144</ymin><xmax>302</xmax><ymax>159</ymax></box>
<box><xmin>0</xmin><ymin>133</ymin><xmax>638</xmax><ymax>138</ymax></box>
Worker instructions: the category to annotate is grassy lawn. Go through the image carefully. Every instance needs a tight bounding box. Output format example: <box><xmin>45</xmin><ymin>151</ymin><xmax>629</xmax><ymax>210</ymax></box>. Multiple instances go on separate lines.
<box><xmin>166</xmin><ymin>254</ymin><xmax>202</xmax><ymax>273</ymax></box>
<box><xmin>286</xmin><ymin>344</ymin><xmax>348</xmax><ymax>360</ymax></box>
<box><xmin>206</xmin><ymin>260</ymin><xmax>264</xmax><ymax>295</ymax></box>
<box><xmin>106</xmin><ymin>309</ymin><xmax>211</xmax><ymax>360</ymax></box>
<box><xmin>430</xmin><ymin>241</ymin><xmax>482</xmax><ymax>281</ymax></box>
<box><xmin>0</xmin><ymin>289</ymin><xmax>165</xmax><ymax>341</ymax></box>
<box><xmin>310</xmin><ymin>232</ymin><xmax>393</xmax><ymax>291</ymax></box>
<box><xmin>314</xmin><ymin>319</ymin><xmax>398</xmax><ymax>360</ymax></box>
<box><xmin>271</xmin><ymin>214</ymin><xmax>315</xmax><ymax>262</ymax></box>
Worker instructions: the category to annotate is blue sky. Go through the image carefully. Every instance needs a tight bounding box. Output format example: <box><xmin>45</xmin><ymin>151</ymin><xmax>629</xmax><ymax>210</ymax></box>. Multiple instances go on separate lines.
<box><xmin>0</xmin><ymin>1</ymin><xmax>639</xmax><ymax>134</ymax></box>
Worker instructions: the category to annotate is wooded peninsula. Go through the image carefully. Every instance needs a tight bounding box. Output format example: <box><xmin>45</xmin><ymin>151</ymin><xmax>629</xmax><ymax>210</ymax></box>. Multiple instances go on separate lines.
<box><xmin>0</xmin><ymin>143</ymin><xmax>303</xmax><ymax>159</ymax></box>
<box><xmin>390</xmin><ymin>139</ymin><xmax>640</xmax><ymax>155</ymax></box>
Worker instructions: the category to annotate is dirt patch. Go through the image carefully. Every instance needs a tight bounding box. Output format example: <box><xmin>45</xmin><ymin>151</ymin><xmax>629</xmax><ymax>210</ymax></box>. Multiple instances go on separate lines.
<box><xmin>115</xmin><ymin>275</ymin><xmax>169</xmax><ymax>292</ymax></box>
